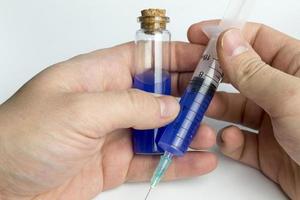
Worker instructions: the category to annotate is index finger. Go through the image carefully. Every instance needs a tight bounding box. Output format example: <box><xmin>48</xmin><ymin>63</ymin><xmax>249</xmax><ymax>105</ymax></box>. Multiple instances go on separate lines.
<box><xmin>108</xmin><ymin>41</ymin><xmax>205</xmax><ymax>74</ymax></box>
<box><xmin>187</xmin><ymin>20</ymin><xmax>292</xmax><ymax>67</ymax></box>
<box><xmin>49</xmin><ymin>41</ymin><xmax>205</xmax><ymax>93</ymax></box>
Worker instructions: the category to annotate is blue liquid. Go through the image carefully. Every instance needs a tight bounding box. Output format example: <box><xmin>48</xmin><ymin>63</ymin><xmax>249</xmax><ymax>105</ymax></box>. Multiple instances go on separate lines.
<box><xmin>132</xmin><ymin>70</ymin><xmax>171</xmax><ymax>155</ymax></box>
<box><xmin>158</xmin><ymin>77</ymin><xmax>216</xmax><ymax>156</ymax></box>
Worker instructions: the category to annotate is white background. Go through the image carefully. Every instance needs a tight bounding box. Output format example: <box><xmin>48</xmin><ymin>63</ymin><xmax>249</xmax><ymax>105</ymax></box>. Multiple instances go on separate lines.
<box><xmin>1</xmin><ymin>0</ymin><xmax>299</xmax><ymax>199</ymax></box>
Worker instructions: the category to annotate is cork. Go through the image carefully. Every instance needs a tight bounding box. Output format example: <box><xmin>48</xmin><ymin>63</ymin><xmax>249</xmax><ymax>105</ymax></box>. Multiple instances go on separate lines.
<box><xmin>141</xmin><ymin>9</ymin><xmax>166</xmax><ymax>17</ymax></box>
<box><xmin>138</xmin><ymin>8</ymin><xmax>169</xmax><ymax>32</ymax></box>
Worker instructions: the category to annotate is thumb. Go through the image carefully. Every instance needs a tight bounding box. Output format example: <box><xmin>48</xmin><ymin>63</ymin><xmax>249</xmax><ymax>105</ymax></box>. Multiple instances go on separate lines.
<box><xmin>217</xmin><ymin>28</ymin><xmax>299</xmax><ymax>115</ymax></box>
<box><xmin>68</xmin><ymin>89</ymin><xmax>180</xmax><ymax>136</ymax></box>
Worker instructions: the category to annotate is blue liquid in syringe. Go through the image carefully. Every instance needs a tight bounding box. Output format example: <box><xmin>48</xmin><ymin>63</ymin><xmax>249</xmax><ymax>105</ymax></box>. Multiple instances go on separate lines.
<box><xmin>157</xmin><ymin>37</ymin><xmax>221</xmax><ymax>156</ymax></box>
<box><xmin>148</xmin><ymin>75</ymin><xmax>218</xmax><ymax>188</ymax></box>
<box><xmin>158</xmin><ymin>76</ymin><xmax>216</xmax><ymax>156</ymax></box>
<box><xmin>132</xmin><ymin>69</ymin><xmax>171</xmax><ymax>154</ymax></box>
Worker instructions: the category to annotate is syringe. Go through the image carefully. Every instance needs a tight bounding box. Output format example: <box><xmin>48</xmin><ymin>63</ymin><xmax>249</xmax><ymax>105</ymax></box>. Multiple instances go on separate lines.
<box><xmin>148</xmin><ymin>32</ymin><xmax>221</xmax><ymax>191</ymax></box>
<box><xmin>145</xmin><ymin>0</ymin><xmax>255</xmax><ymax>198</ymax></box>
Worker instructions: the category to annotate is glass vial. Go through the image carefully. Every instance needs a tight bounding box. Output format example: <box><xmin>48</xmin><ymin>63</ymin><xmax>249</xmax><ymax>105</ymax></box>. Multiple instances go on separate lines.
<box><xmin>132</xmin><ymin>8</ymin><xmax>171</xmax><ymax>155</ymax></box>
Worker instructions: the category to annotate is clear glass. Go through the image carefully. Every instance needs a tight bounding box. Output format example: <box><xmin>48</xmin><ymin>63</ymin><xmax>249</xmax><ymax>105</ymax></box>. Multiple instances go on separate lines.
<box><xmin>135</xmin><ymin>29</ymin><xmax>170</xmax><ymax>73</ymax></box>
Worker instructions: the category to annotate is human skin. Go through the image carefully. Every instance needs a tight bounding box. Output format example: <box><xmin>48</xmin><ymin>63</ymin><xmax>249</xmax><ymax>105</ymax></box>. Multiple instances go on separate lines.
<box><xmin>188</xmin><ymin>20</ymin><xmax>300</xmax><ymax>199</ymax></box>
<box><xmin>0</xmin><ymin>42</ymin><xmax>217</xmax><ymax>200</ymax></box>
<box><xmin>0</xmin><ymin>20</ymin><xmax>299</xmax><ymax>200</ymax></box>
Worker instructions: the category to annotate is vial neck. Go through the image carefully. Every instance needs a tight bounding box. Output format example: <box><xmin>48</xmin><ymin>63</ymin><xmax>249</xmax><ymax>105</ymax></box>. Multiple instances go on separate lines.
<box><xmin>141</xmin><ymin>22</ymin><xmax>166</xmax><ymax>33</ymax></box>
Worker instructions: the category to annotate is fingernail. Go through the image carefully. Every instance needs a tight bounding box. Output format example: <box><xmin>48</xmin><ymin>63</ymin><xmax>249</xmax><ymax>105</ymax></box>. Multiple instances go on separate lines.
<box><xmin>158</xmin><ymin>97</ymin><xmax>179</xmax><ymax>118</ymax></box>
<box><xmin>221</xmin><ymin>29</ymin><xmax>249</xmax><ymax>57</ymax></box>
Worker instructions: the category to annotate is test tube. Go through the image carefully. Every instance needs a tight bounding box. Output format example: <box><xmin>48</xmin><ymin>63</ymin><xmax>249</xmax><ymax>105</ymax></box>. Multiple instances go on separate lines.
<box><xmin>132</xmin><ymin>9</ymin><xmax>171</xmax><ymax>155</ymax></box>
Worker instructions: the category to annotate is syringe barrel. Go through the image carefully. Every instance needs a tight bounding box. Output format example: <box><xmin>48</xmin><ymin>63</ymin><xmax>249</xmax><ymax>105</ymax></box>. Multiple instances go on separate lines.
<box><xmin>158</xmin><ymin>38</ymin><xmax>222</xmax><ymax>156</ymax></box>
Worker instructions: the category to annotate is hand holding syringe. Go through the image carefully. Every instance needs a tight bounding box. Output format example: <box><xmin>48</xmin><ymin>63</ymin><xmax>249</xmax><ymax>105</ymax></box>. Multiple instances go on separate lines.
<box><xmin>145</xmin><ymin>0</ymin><xmax>255</xmax><ymax>199</ymax></box>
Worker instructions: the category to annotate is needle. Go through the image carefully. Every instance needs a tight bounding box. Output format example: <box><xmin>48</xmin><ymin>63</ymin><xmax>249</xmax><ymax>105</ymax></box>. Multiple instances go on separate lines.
<box><xmin>144</xmin><ymin>187</ymin><xmax>152</xmax><ymax>200</ymax></box>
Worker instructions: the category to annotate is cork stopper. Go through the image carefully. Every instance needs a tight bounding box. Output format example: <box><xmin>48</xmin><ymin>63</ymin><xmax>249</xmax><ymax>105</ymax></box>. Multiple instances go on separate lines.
<box><xmin>138</xmin><ymin>8</ymin><xmax>169</xmax><ymax>33</ymax></box>
<box><xmin>141</xmin><ymin>9</ymin><xmax>166</xmax><ymax>17</ymax></box>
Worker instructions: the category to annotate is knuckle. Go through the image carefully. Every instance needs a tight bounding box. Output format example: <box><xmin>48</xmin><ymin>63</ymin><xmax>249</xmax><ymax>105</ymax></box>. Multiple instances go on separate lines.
<box><xmin>235</xmin><ymin>56</ymin><xmax>268</xmax><ymax>89</ymax></box>
<box><xmin>125</xmin><ymin>89</ymin><xmax>142</xmax><ymax>111</ymax></box>
<box><xmin>125</xmin><ymin>89</ymin><xmax>160</xmax><ymax>118</ymax></box>
<box><xmin>288</xmin><ymin>51</ymin><xmax>300</xmax><ymax>75</ymax></box>
<box><xmin>65</xmin><ymin>94</ymin><xmax>88</xmax><ymax>120</ymax></box>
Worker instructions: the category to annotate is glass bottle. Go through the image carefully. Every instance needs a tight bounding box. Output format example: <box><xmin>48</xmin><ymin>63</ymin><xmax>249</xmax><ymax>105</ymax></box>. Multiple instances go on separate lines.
<box><xmin>132</xmin><ymin>8</ymin><xmax>171</xmax><ymax>155</ymax></box>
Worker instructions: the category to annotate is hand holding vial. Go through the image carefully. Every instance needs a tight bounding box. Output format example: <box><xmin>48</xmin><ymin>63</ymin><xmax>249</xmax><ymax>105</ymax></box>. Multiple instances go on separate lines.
<box><xmin>0</xmin><ymin>40</ymin><xmax>217</xmax><ymax>199</ymax></box>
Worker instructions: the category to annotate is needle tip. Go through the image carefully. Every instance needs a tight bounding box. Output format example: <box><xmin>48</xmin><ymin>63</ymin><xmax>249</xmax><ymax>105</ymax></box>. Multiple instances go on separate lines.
<box><xmin>144</xmin><ymin>187</ymin><xmax>152</xmax><ymax>200</ymax></box>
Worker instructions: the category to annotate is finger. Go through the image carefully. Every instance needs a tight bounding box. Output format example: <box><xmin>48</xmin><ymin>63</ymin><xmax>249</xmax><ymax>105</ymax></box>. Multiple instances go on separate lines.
<box><xmin>217</xmin><ymin>125</ymin><xmax>259</xmax><ymax>169</ymax></box>
<box><xmin>66</xmin><ymin>89</ymin><xmax>179</xmax><ymax>137</ymax></box>
<box><xmin>169</xmin><ymin>42</ymin><xmax>204</xmax><ymax>72</ymax></box>
<box><xmin>217</xmin><ymin>29</ymin><xmax>300</xmax><ymax>116</ymax></box>
<box><xmin>187</xmin><ymin>20</ymin><xmax>220</xmax><ymax>45</ymax></box>
<box><xmin>188</xmin><ymin>21</ymin><xmax>292</xmax><ymax>66</ymax></box>
<box><xmin>205</xmin><ymin>92</ymin><xmax>264</xmax><ymax>129</ymax></box>
<box><xmin>171</xmin><ymin>75</ymin><xmax>264</xmax><ymax>129</ymax></box>
<box><xmin>84</xmin><ymin>41</ymin><xmax>204</xmax><ymax>74</ymax></box>
<box><xmin>172</xmin><ymin>73</ymin><xmax>264</xmax><ymax>129</ymax></box>
<box><xmin>126</xmin><ymin>151</ymin><xmax>217</xmax><ymax>182</ymax></box>
<box><xmin>170</xmin><ymin>72</ymin><xmax>230</xmax><ymax>97</ymax></box>
<box><xmin>108</xmin><ymin>41</ymin><xmax>204</xmax><ymax>73</ymax></box>
<box><xmin>54</xmin><ymin>42</ymin><xmax>205</xmax><ymax>93</ymax></box>
<box><xmin>171</xmin><ymin>72</ymin><xmax>193</xmax><ymax>96</ymax></box>
<box><xmin>190</xmin><ymin>124</ymin><xmax>216</xmax><ymax>150</ymax></box>
<box><xmin>171</xmin><ymin>72</ymin><xmax>230</xmax><ymax>97</ymax></box>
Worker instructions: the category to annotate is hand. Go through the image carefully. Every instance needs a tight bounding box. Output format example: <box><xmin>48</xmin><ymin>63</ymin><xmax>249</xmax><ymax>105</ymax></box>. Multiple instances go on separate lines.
<box><xmin>0</xmin><ymin>42</ymin><xmax>217</xmax><ymax>200</ymax></box>
<box><xmin>188</xmin><ymin>20</ymin><xmax>300</xmax><ymax>199</ymax></box>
